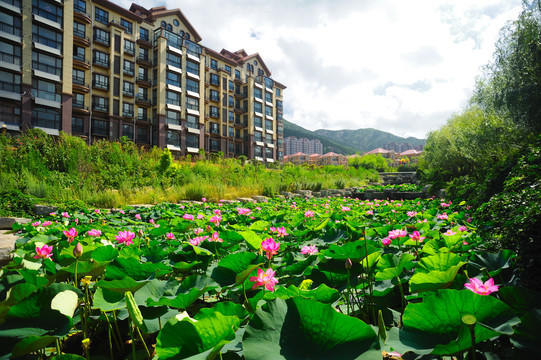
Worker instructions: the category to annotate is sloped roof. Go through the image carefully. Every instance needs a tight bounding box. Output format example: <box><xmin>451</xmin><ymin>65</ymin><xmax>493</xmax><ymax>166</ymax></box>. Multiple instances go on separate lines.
<box><xmin>400</xmin><ymin>149</ymin><xmax>422</xmax><ymax>156</ymax></box>
<box><xmin>320</xmin><ymin>152</ymin><xmax>344</xmax><ymax>158</ymax></box>
<box><xmin>363</xmin><ymin>148</ymin><xmax>391</xmax><ymax>156</ymax></box>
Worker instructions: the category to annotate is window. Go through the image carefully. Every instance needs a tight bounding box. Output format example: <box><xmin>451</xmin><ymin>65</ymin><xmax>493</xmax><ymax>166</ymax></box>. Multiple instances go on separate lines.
<box><xmin>137</xmin><ymin>87</ymin><xmax>148</xmax><ymax>101</ymax></box>
<box><xmin>228</xmin><ymin>95</ymin><xmax>234</xmax><ymax>107</ymax></box>
<box><xmin>166</xmin><ymin>91</ymin><xmax>180</xmax><ymax>106</ymax></box>
<box><xmin>123</xmin><ymin>81</ymin><xmax>134</xmax><ymax>96</ymax></box>
<box><xmin>186</xmin><ymin>133</ymin><xmax>199</xmax><ymax>148</ymax></box>
<box><xmin>166</xmin><ymin>24</ymin><xmax>172</xmax><ymax>32</ymax></box>
<box><xmin>73</xmin><ymin>69</ymin><xmax>85</xmax><ymax>85</ymax></box>
<box><xmin>123</xmin><ymin>60</ymin><xmax>134</xmax><ymax>75</ymax></box>
<box><xmin>265</xmin><ymin>92</ymin><xmax>273</xmax><ymax>103</ymax></box>
<box><xmin>74</xmin><ymin>0</ymin><xmax>86</xmax><ymax>14</ymax></box>
<box><xmin>265</xmin><ymin>133</ymin><xmax>273</xmax><ymax>144</ymax></box>
<box><xmin>254</xmin><ymin>146</ymin><xmax>262</xmax><ymax>157</ymax></box>
<box><xmin>166</xmin><ymin>110</ymin><xmax>180</xmax><ymax>125</ymax></box>
<box><xmin>32</xmin><ymin>51</ymin><xmax>62</xmax><ymax>76</ymax></box>
<box><xmin>166</xmin><ymin>52</ymin><xmax>181</xmax><ymax>68</ymax></box>
<box><xmin>32</xmin><ymin>0</ymin><xmax>63</xmax><ymax>24</ymax></box>
<box><xmin>264</xmin><ymin>77</ymin><xmax>273</xmax><ymax>89</ymax></box>
<box><xmin>138</xmin><ymin>107</ymin><xmax>147</xmax><ymax>121</ymax></box>
<box><xmin>209</xmin><ymin>106</ymin><xmax>219</xmax><ymax>118</ymax></box>
<box><xmin>139</xmin><ymin>47</ymin><xmax>149</xmax><ymax>61</ymax></box>
<box><xmin>229</xmin><ymin>80</ymin><xmax>234</xmax><ymax>91</ymax></box>
<box><xmin>138</xmin><ymin>67</ymin><xmax>148</xmax><ymax>81</ymax></box>
<box><xmin>74</xmin><ymin>45</ymin><xmax>85</xmax><ymax>61</ymax></box>
<box><xmin>124</xmin><ymin>39</ymin><xmax>134</xmax><ymax>54</ymax></box>
<box><xmin>186</xmin><ymin>114</ymin><xmax>198</xmax><ymax>129</ymax></box>
<box><xmin>73</xmin><ymin>22</ymin><xmax>86</xmax><ymax>38</ymax></box>
<box><xmin>94</xmin><ymin>28</ymin><xmax>110</xmax><ymax>46</ymax></box>
<box><xmin>173</xmin><ymin>19</ymin><xmax>179</xmax><ymax>27</ymax></box>
<box><xmin>254</xmin><ymin>131</ymin><xmax>262</xmax><ymax>142</ymax></box>
<box><xmin>166</xmin><ymin>71</ymin><xmax>181</xmax><ymax>87</ymax></box>
<box><xmin>72</xmin><ymin>93</ymin><xmax>84</xmax><ymax>108</ymax></box>
<box><xmin>265</xmin><ymin>148</ymin><xmax>273</xmax><ymax>159</ymax></box>
<box><xmin>228</xmin><ymin>126</ymin><xmax>234</xmax><ymax>137</ymax></box>
<box><xmin>254</xmin><ymin>87</ymin><xmax>262</xmax><ymax>99</ymax></box>
<box><xmin>186</xmin><ymin>96</ymin><xmax>199</xmax><ymax>111</ymax></box>
<box><xmin>254</xmin><ymin>116</ymin><xmax>262</xmax><ymax>128</ymax></box>
<box><xmin>0</xmin><ymin>40</ymin><xmax>21</xmax><ymax>66</ymax></box>
<box><xmin>210</xmin><ymin>74</ymin><xmax>219</xmax><ymax>86</ymax></box>
<box><xmin>254</xmin><ymin>102</ymin><xmax>262</xmax><ymax>114</ymax></box>
<box><xmin>210</xmin><ymin>139</ymin><xmax>220</xmax><ymax>151</ymax></box>
<box><xmin>228</xmin><ymin>111</ymin><xmax>234</xmax><ymax>122</ymax></box>
<box><xmin>224</xmin><ymin>65</ymin><xmax>231</xmax><ymax>75</ymax></box>
<box><xmin>210</xmin><ymin>59</ymin><xmax>218</xmax><ymax>70</ymax></box>
<box><xmin>137</xmin><ymin>127</ymin><xmax>148</xmax><ymax>142</ymax></box>
<box><xmin>277</xmin><ymin>112</ymin><xmax>283</xmax><ymax>121</ymax></box>
<box><xmin>120</xmin><ymin>18</ymin><xmax>132</xmax><ymax>34</ymax></box>
<box><xmin>123</xmin><ymin>103</ymin><xmax>134</xmax><ymax>117</ymax></box>
<box><xmin>276</xmin><ymin>88</ymin><xmax>281</xmax><ymax>97</ymax></box>
<box><xmin>167</xmin><ymin>131</ymin><xmax>180</xmax><ymax>146</ymax></box>
<box><xmin>186</xmin><ymin>78</ymin><xmax>199</xmax><ymax>93</ymax></box>
<box><xmin>186</xmin><ymin>60</ymin><xmax>199</xmax><ymax>76</ymax></box>
<box><xmin>32</xmin><ymin>107</ymin><xmax>60</xmax><ymax>129</ymax></box>
<box><xmin>32</xmin><ymin>24</ymin><xmax>62</xmax><ymax>49</ymax></box>
<box><xmin>139</xmin><ymin>27</ymin><xmax>149</xmax><ymax>42</ymax></box>
<box><xmin>92</xmin><ymin>119</ymin><xmax>109</xmax><ymax>135</ymax></box>
<box><xmin>210</xmin><ymin>122</ymin><xmax>219</xmax><ymax>134</ymax></box>
<box><xmin>265</xmin><ymin>119</ymin><xmax>273</xmax><ymax>130</ymax></box>
<box><xmin>161</xmin><ymin>21</ymin><xmax>166</xmax><ymax>28</ymax></box>
<box><xmin>1</xmin><ymin>12</ymin><xmax>21</xmax><ymax>37</ymax></box>
<box><xmin>276</xmin><ymin>99</ymin><xmax>283</xmax><ymax>110</ymax></box>
<box><xmin>265</xmin><ymin>106</ymin><xmax>273</xmax><ymax>117</ymax></box>
<box><xmin>93</xmin><ymin>73</ymin><xmax>109</xmax><ymax>89</ymax></box>
<box><xmin>235</xmin><ymin>69</ymin><xmax>241</xmax><ymax>80</ymax></box>
<box><xmin>95</xmin><ymin>7</ymin><xmax>109</xmax><ymax>24</ymax></box>
<box><xmin>32</xmin><ymin>78</ymin><xmax>60</xmax><ymax>102</ymax></box>
<box><xmin>209</xmin><ymin>89</ymin><xmax>219</xmax><ymax>102</ymax></box>
<box><xmin>92</xmin><ymin>96</ymin><xmax>109</xmax><ymax>112</ymax></box>
<box><xmin>72</xmin><ymin>116</ymin><xmax>84</xmax><ymax>133</ymax></box>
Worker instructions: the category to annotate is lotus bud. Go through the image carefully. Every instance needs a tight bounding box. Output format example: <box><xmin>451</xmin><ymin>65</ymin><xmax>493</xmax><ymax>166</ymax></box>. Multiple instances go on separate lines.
<box><xmin>345</xmin><ymin>258</ymin><xmax>352</xmax><ymax>270</ymax></box>
<box><xmin>73</xmin><ymin>242</ymin><xmax>83</xmax><ymax>258</ymax></box>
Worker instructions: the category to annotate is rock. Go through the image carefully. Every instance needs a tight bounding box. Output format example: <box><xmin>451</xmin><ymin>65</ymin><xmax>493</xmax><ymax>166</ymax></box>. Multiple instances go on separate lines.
<box><xmin>252</xmin><ymin>196</ymin><xmax>269</xmax><ymax>203</ymax></box>
<box><xmin>237</xmin><ymin>197</ymin><xmax>256</xmax><ymax>204</ymax></box>
<box><xmin>34</xmin><ymin>205</ymin><xmax>58</xmax><ymax>216</ymax></box>
<box><xmin>0</xmin><ymin>217</ymin><xmax>31</xmax><ymax>230</ymax></box>
<box><xmin>0</xmin><ymin>230</ymin><xmax>17</xmax><ymax>266</ymax></box>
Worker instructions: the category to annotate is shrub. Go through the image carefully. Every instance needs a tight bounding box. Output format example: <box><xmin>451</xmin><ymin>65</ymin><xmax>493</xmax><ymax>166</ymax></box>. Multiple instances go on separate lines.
<box><xmin>0</xmin><ymin>189</ymin><xmax>35</xmax><ymax>217</ymax></box>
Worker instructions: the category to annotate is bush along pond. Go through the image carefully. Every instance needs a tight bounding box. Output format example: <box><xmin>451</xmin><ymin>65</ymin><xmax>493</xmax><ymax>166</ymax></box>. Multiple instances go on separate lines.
<box><xmin>0</xmin><ymin>196</ymin><xmax>537</xmax><ymax>359</ymax></box>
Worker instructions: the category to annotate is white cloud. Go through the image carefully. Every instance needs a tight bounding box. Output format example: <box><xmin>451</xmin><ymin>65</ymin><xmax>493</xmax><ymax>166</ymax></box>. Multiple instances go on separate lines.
<box><xmin>123</xmin><ymin>0</ymin><xmax>523</xmax><ymax>138</ymax></box>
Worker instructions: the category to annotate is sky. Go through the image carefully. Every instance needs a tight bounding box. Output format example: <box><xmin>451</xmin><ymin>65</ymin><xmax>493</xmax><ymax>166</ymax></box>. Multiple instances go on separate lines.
<box><xmin>124</xmin><ymin>0</ymin><xmax>523</xmax><ymax>139</ymax></box>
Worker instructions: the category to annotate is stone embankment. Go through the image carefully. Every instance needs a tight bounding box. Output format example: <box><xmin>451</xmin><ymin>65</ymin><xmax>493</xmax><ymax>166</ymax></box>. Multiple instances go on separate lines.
<box><xmin>0</xmin><ymin>217</ymin><xmax>30</xmax><ymax>265</ymax></box>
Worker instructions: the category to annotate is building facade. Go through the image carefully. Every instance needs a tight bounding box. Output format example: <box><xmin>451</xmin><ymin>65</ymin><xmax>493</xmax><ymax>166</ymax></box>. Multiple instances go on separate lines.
<box><xmin>0</xmin><ymin>0</ymin><xmax>285</xmax><ymax>162</ymax></box>
<box><xmin>284</xmin><ymin>136</ymin><xmax>323</xmax><ymax>156</ymax></box>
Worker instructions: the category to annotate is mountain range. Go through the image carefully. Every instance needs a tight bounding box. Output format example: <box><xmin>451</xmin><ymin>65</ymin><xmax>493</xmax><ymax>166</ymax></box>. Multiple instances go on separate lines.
<box><xmin>283</xmin><ymin>119</ymin><xmax>426</xmax><ymax>154</ymax></box>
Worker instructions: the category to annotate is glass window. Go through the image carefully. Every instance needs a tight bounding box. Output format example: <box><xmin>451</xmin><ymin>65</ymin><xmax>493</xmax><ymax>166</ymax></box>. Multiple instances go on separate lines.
<box><xmin>140</xmin><ymin>27</ymin><xmax>149</xmax><ymax>41</ymax></box>
<box><xmin>210</xmin><ymin>73</ymin><xmax>219</xmax><ymax>85</ymax></box>
<box><xmin>137</xmin><ymin>87</ymin><xmax>148</xmax><ymax>100</ymax></box>
<box><xmin>74</xmin><ymin>0</ymin><xmax>86</xmax><ymax>14</ymax></box>
<box><xmin>166</xmin><ymin>91</ymin><xmax>180</xmax><ymax>106</ymax></box>
<box><xmin>186</xmin><ymin>96</ymin><xmax>199</xmax><ymax>111</ymax></box>
<box><xmin>120</xmin><ymin>18</ymin><xmax>132</xmax><ymax>34</ymax></box>
<box><xmin>92</xmin><ymin>96</ymin><xmax>108</xmax><ymax>112</ymax></box>
<box><xmin>265</xmin><ymin>92</ymin><xmax>273</xmax><ymax>103</ymax></box>
<box><xmin>0</xmin><ymin>12</ymin><xmax>21</xmax><ymax>36</ymax></box>
<box><xmin>276</xmin><ymin>99</ymin><xmax>283</xmax><ymax>110</ymax></box>
<box><xmin>166</xmin><ymin>110</ymin><xmax>180</xmax><ymax>125</ymax></box>
<box><xmin>122</xmin><ymin>103</ymin><xmax>134</xmax><ymax>117</ymax></box>
<box><xmin>254</xmin><ymin>87</ymin><xmax>262</xmax><ymax>99</ymax></box>
<box><xmin>186</xmin><ymin>60</ymin><xmax>199</xmax><ymax>76</ymax></box>
<box><xmin>224</xmin><ymin>65</ymin><xmax>231</xmax><ymax>75</ymax></box>
<box><xmin>73</xmin><ymin>69</ymin><xmax>85</xmax><ymax>85</ymax></box>
<box><xmin>166</xmin><ymin>71</ymin><xmax>181</xmax><ymax>87</ymax></box>
<box><xmin>254</xmin><ymin>146</ymin><xmax>262</xmax><ymax>157</ymax></box>
<box><xmin>123</xmin><ymin>81</ymin><xmax>134</xmax><ymax>96</ymax></box>
<box><xmin>235</xmin><ymin>69</ymin><xmax>241</xmax><ymax>79</ymax></box>
<box><xmin>73</xmin><ymin>45</ymin><xmax>85</xmax><ymax>61</ymax></box>
<box><xmin>94</xmin><ymin>28</ymin><xmax>110</xmax><ymax>46</ymax></box>
<box><xmin>123</xmin><ymin>60</ymin><xmax>134</xmax><ymax>75</ymax></box>
<box><xmin>95</xmin><ymin>7</ymin><xmax>109</xmax><ymax>24</ymax></box>
<box><xmin>138</xmin><ymin>107</ymin><xmax>147</xmax><ymax>121</ymax></box>
<box><xmin>139</xmin><ymin>47</ymin><xmax>149</xmax><ymax>61</ymax></box>
<box><xmin>173</xmin><ymin>19</ymin><xmax>179</xmax><ymax>27</ymax></box>
<box><xmin>124</xmin><ymin>39</ymin><xmax>134</xmax><ymax>54</ymax></box>
<box><xmin>186</xmin><ymin>78</ymin><xmax>199</xmax><ymax>93</ymax></box>
<box><xmin>186</xmin><ymin>114</ymin><xmax>198</xmax><ymax>128</ymax></box>
<box><xmin>228</xmin><ymin>95</ymin><xmax>234</xmax><ymax>107</ymax></box>
<box><xmin>254</xmin><ymin>116</ymin><xmax>262</xmax><ymax>128</ymax></box>
<box><xmin>265</xmin><ymin>133</ymin><xmax>273</xmax><ymax>144</ymax></box>
<box><xmin>276</xmin><ymin>88</ymin><xmax>281</xmax><ymax>97</ymax></box>
<box><xmin>93</xmin><ymin>73</ymin><xmax>108</xmax><ymax>89</ymax></box>
<box><xmin>92</xmin><ymin>119</ymin><xmax>109</xmax><ymax>135</ymax></box>
<box><xmin>72</xmin><ymin>116</ymin><xmax>84</xmax><ymax>133</ymax></box>
<box><xmin>266</xmin><ymin>148</ymin><xmax>273</xmax><ymax>159</ymax></box>
<box><xmin>32</xmin><ymin>24</ymin><xmax>62</xmax><ymax>49</ymax></box>
<box><xmin>138</xmin><ymin>67</ymin><xmax>148</xmax><ymax>81</ymax></box>
<box><xmin>72</xmin><ymin>93</ymin><xmax>84</xmax><ymax>108</ymax></box>
<box><xmin>254</xmin><ymin>131</ymin><xmax>262</xmax><ymax>142</ymax></box>
<box><xmin>32</xmin><ymin>51</ymin><xmax>62</xmax><ymax>76</ymax></box>
<box><xmin>210</xmin><ymin>122</ymin><xmax>219</xmax><ymax>134</ymax></box>
<box><xmin>254</xmin><ymin>102</ymin><xmax>262</xmax><ymax>114</ymax></box>
<box><xmin>0</xmin><ymin>40</ymin><xmax>21</xmax><ymax>66</ymax></box>
<box><xmin>73</xmin><ymin>22</ymin><xmax>85</xmax><ymax>38</ymax></box>
<box><xmin>265</xmin><ymin>106</ymin><xmax>273</xmax><ymax>117</ymax></box>
<box><xmin>265</xmin><ymin>119</ymin><xmax>273</xmax><ymax>130</ymax></box>
<box><xmin>166</xmin><ymin>51</ymin><xmax>181</xmax><ymax>68</ymax></box>
<box><xmin>167</xmin><ymin>130</ymin><xmax>180</xmax><ymax>146</ymax></box>
<box><xmin>32</xmin><ymin>107</ymin><xmax>60</xmax><ymax>129</ymax></box>
<box><xmin>32</xmin><ymin>78</ymin><xmax>60</xmax><ymax>102</ymax></box>
<box><xmin>210</xmin><ymin>106</ymin><xmax>219</xmax><ymax>118</ymax></box>
<box><xmin>186</xmin><ymin>133</ymin><xmax>199</xmax><ymax>148</ymax></box>
<box><xmin>210</xmin><ymin>89</ymin><xmax>219</xmax><ymax>102</ymax></box>
<box><xmin>210</xmin><ymin>59</ymin><xmax>218</xmax><ymax>70</ymax></box>
<box><xmin>32</xmin><ymin>0</ymin><xmax>63</xmax><ymax>24</ymax></box>
<box><xmin>210</xmin><ymin>139</ymin><xmax>220</xmax><ymax>151</ymax></box>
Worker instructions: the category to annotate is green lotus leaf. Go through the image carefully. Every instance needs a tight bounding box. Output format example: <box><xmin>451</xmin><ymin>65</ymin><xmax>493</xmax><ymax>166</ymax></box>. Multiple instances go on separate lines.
<box><xmin>195</xmin><ymin>301</ymin><xmax>249</xmax><ymax>321</ymax></box>
<box><xmin>416</xmin><ymin>253</ymin><xmax>465</xmax><ymax>273</ymax></box>
<box><xmin>510</xmin><ymin>308</ymin><xmax>541</xmax><ymax>356</ymax></box>
<box><xmin>92</xmin><ymin>287</ymin><xmax>126</xmax><ymax>311</ymax></box>
<box><xmin>239</xmin><ymin>230</ymin><xmax>263</xmax><ymax>250</ymax></box>
<box><xmin>497</xmin><ymin>286</ymin><xmax>541</xmax><ymax>317</ymax></box>
<box><xmin>95</xmin><ymin>276</ymin><xmax>149</xmax><ymax>294</ymax></box>
<box><xmin>401</xmin><ymin>289</ymin><xmax>520</xmax><ymax>355</ymax></box>
<box><xmin>262</xmin><ymin>284</ymin><xmax>340</xmax><ymax>304</ymax></box>
<box><xmin>243</xmin><ymin>297</ymin><xmax>380</xmax><ymax>360</ymax></box>
<box><xmin>11</xmin><ymin>335</ymin><xmax>57</xmax><ymax>358</ymax></box>
<box><xmin>249</xmin><ymin>220</ymin><xmax>271</xmax><ymax>231</ymax></box>
<box><xmin>375</xmin><ymin>253</ymin><xmax>415</xmax><ymax>280</ymax></box>
<box><xmin>468</xmin><ymin>250</ymin><xmax>516</xmax><ymax>278</ymax></box>
<box><xmin>322</xmin><ymin>240</ymin><xmax>377</xmax><ymax>262</ymax></box>
<box><xmin>211</xmin><ymin>252</ymin><xmax>259</xmax><ymax>286</ymax></box>
<box><xmin>105</xmin><ymin>257</ymin><xmax>171</xmax><ymax>280</ymax></box>
<box><xmin>409</xmin><ymin>266</ymin><xmax>465</xmax><ymax>293</ymax></box>
<box><xmin>156</xmin><ymin>311</ymin><xmax>239</xmax><ymax>359</ymax></box>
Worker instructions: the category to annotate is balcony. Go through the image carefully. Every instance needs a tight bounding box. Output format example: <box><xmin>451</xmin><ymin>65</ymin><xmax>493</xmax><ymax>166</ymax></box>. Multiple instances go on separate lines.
<box><xmin>0</xmin><ymin>80</ymin><xmax>20</xmax><ymax>101</ymax></box>
<box><xmin>137</xmin><ymin>114</ymin><xmax>150</xmax><ymax>123</ymax></box>
<box><xmin>122</xmin><ymin>110</ymin><xmax>134</xmax><ymax>118</ymax></box>
<box><xmin>123</xmin><ymin>67</ymin><xmax>135</xmax><ymax>77</ymax></box>
<box><xmin>92</xmin><ymin>103</ymin><xmax>108</xmax><ymax>114</ymax></box>
<box><xmin>93</xmin><ymin>57</ymin><xmax>109</xmax><ymax>69</ymax></box>
<box><xmin>92</xmin><ymin>80</ymin><xmax>109</xmax><ymax>91</ymax></box>
<box><xmin>123</xmin><ymin>89</ymin><xmax>134</xmax><ymax>97</ymax></box>
<box><xmin>124</xmin><ymin>45</ymin><xmax>135</xmax><ymax>56</ymax></box>
<box><xmin>72</xmin><ymin>76</ymin><xmax>89</xmax><ymax>93</ymax></box>
<box><xmin>73</xmin><ymin>54</ymin><xmax>90</xmax><ymax>70</ymax></box>
<box><xmin>73</xmin><ymin>4</ymin><xmax>91</xmax><ymax>23</ymax></box>
<box><xmin>136</xmin><ymin>94</ymin><xmax>151</xmax><ymax>106</ymax></box>
<box><xmin>136</xmin><ymin>35</ymin><xmax>152</xmax><ymax>48</ymax></box>
<box><xmin>136</xmin><ymin>54</ymin><xmax>152</xmax><ymax>68</ymax></box>
<box><xmin>136</xmin><ymin>75</ymin><xmax>151</xmax><ymax>87</ymax></box>
<box><xmin>92</xmin><ymin>125</ymin><xmax>108</xmax><ymax>136</ymax></box>
<box><xmin>0</xmin><ymin>51</ymin><xmax>20</xmax><ymax>72</ymax></box>
<box><xmin>72</xmin><ymin>101</ymin><xmax>89</xmax><ymax>114</ymax></box>
<box><xmin>0</xmin><ymin>21</ymin><xmax>21</xmax><ymax>42</ymax></box>
<box><xmin>93</xmin><ymin>34</ymin><xmax>110</xmax><ymax>47</ymax></box>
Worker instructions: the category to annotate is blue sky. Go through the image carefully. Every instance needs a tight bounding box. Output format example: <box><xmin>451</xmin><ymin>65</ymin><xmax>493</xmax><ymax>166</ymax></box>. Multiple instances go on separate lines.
<box><xmin>125</xmin><ymin>0</ymin><xmax>523</xmax><ymax>139</ymax></box>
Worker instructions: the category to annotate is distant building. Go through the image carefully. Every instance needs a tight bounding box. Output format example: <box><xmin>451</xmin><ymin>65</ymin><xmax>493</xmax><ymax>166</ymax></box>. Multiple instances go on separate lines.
<box><xmin>284</xmin><ymin>136</ymin><xmax>323</xmax><ymax>156</ymax></box>
<box><xmin>283</xmin><ymin>151</ymin><xmax>347</xmax><ymax>166</ymax></box>
<box><xmin>383</xmin><ymin>142</ymin><xmax>424</xmax><ymax>153</ymax></box>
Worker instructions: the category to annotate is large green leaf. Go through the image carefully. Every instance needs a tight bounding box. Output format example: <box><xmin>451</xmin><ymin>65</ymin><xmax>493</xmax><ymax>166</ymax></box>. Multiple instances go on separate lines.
<box><xmin>375</xmin><ymin>253</ymin><xmax>415</xmax><ymax>280</ymax></box>
<box><xmin>322</xmin><ymin>240</ymin><xmax>377</xmax><ymax>262</ymax></box>
<box><xmin>468</xmin><ymin>250</ymin><xmax>516</xmax><ymax>277</ymax></box>
<box><xmin>96</xmin><ymin>277</ymin><xmax>149</xmax><ymax>294</ymax></box>
<box><xmin>11</xmin><ymin>335</ymin><xmax>57</xmax><ymax>358</ymax></box>
<box><xmin>409</xmin><ymin>253</ymin><xmax>466</xmax><ymax>293</ymax></box>
<box><xmin>156</xmin><ymin>311</ymin><xmax>240</xmax><ymax>359</ymax></box>
<box><xmin>105</xmin><ymin>257</ymin><xmax>171</xmax><ymax>280</ymax></box>
<box><xmin>262</xmin><ymin>284</ymin><xmax>340</xmax><ymax>304</ymax></box>
<box><xmin>239</xmin><ymin>230</ymin><xmax>262</xmax><ymax>250</ymax></box>
<box><xmin>401</xmin><ymin>289</ymin><xmax>519</xmax><ymax>355</ymax></box>
<box><xmin>243</xmin><ymin>297</ymin><xmax>380</xmax><ymax>360</ymax></box>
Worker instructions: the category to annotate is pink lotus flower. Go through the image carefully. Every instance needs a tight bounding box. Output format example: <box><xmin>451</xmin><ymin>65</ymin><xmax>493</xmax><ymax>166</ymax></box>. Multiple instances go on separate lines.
<box><xmin>210</xmin><ymin>215</ymin><xmax>222</xmax><ymax>226</ymax></box>
<box><xmin>166</xmin><ymin>232</ymin><xmax>176</xmax><ymax>240</ymax></box>
<box><xmin>189</xmin><ymin>236</ymin><xmax>207</xmax><ymax>246</ymax></box>
<box><xmin>407</xmin><ymin>211</ymin><xmax>417</xmax><ymax>217</ymax></box>
<box><xmin>63</xmin><ymin>228</ymin><xmax>78</xmax><ymax>243</ymax></box>
<box><xmin>183</xmin><ymin>214</ymin><xmax>194</xmax><ymax>220</ymax></box>
<box><xmin>88</xmin><ymin>229</ymin><xmax>102</xmax><ymax>237</ymax></box>
<box><xmin>94</xmin><ymin>209</ymin><xmax>100</xmax><ymax>214</ymax></box>
<box><xmin>437</xmin><ymin>213</ymin><xmax>448</xmax><ymax>220</ymax></box>
<box><xmin>409</xmin><ymin>231</ymin><xmax>425</xmax><ymax>242</ymax></box>
<box><xmin>464</xmin><ymin>277</ymin><xmax>499</xmax><ymax>295</ymax></box>
<box><xmin>149</xmin><ymin>219</ymin><xmax>155</xmax><ymax>224</ymax></box>
<box><xmin>32</xmin><ymin>221</ymin><xmax>41</xmax><ymax>227</ymax></box>
<box><xmin>467</xmin><ymin>217</ymin><xmax>472</xmax><ymax>223</ymax></box>
<box><xmin>115</xmin><ymin>230</ymin><xmax>135</xmax><ymax>245</ymax></box>
<box><xmin>197</xmin><ymin>214</ymin><xmax>204</xmax><ymax>219</ymax></box>
<box><xmin>237</xmin><ymin>208</ymin><xmax>252</xmax><ymax>215</ymax></box>
<box><xmin>250</xmin><ymin>268</ymin><xmax>279</xmax><ymax>291</ymax></box>
<box><xmin>62</xmin><ymin>212</ymin><xmax>70</xmax><ymax>218</ymax></box>
<box><xmin>209</xmin><ymin>231</ymin><xmax>223</xmax><ymax>242</ymax></box>
<box><xmin>34</xmin><ymin>244</ymin><xmax>53</xmax><ymax>259</ymax></box>
<box><xmin>202</xmin><ymin>197</ymin><xmax>206</xmax><ymax>202</ymax></box>
<box><xmin>458</xmin><ymin>225</ymin><xmax>468</xmax><ymax>232</ymax></box>
<box><xmin>301</xmin><ymin>244</ymin><xmax>318</xmax><ymax>255</ymax></box>
<box><xmin>74</xmin><ymin>218</ymin><xmax>79</xmax><ymax>225</ymax></box>
<box><xmin>341</xmin><ymin>206</ymin><xmax>350</xmax><ymax>212</ymax></box>
<box><xmin>73</xmin><ymin>242</ymin><xmax>83</xmax><ymax>258</ymax></box>
<box><xmin>388</xmin><ymin>229</ymin><xmax>407</xmax><ymax>239</ymax></box>
<box><xmin>304</xmin><ymin>210</ymin><xmax>315</xmax><ymax>218</ymax></box>
<box><xmin>261</xmin><ymin>238</ymin><xmax>280</xmax><ymax>259</ymax></box>
<box><xmin>49</xmin><ymin>212</ymin><xmax>57</xmax><ymax>216</ymax></box>
<box><xmin>119</xmin><ymin>210</ymin><xmax>125</xmax><ymax>214</ymax></box>
<box><xmin>441</xmin><ymin>202</ymin><xmax>450</xmax><ymax>208</ymax></box>
<box><xmin>42</xmin><ymin>221</ymin><xmax>52</xmax><ymax>227</ymax></box>
<box><xmin>382</xmin><ymin>238</ymin><xmax>392</xmax><ymax>246</ymax></box>
<box><xmin>135</xmin><ymin>214</ymin><xmax>141</xmax><ymax>220</ymax></box>
<box><xmin>214</xmin><ymin>209</ymin><xmax>221</xmax><ymax>215</ymax></box>
<box><xmin>443</xmin><ymin>229</ymin><xmax>456</xmax><ymax>236</ymax></box>
<box><xmin>366</xmin><ymin>210</ymin><xmax>374</xmax><ymax>215</ymax></box>
<box><xmin>463</xmin><ymin>241</ymin><xmax>469</xmax><ymax>245</ymax></box>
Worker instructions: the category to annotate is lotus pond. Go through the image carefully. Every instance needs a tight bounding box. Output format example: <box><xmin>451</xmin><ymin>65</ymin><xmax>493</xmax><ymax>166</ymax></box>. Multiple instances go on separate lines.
<box><xmin>0</xmin><ymin>196</ymin><xmax>538</xmax><ymax>360</ymax></box>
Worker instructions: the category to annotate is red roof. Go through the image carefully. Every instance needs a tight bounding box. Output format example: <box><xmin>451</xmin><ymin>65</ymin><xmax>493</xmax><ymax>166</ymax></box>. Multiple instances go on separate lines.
<box><xmin>363</xmin><ymin>148</ymin><xmax>391</xmax><ymax>155</ymax></box>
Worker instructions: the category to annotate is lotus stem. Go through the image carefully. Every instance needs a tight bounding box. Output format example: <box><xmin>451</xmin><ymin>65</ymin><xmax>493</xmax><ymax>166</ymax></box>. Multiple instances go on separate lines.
<box><xmin>56</xmin><ymin>338</ymin><xmax>62</xmax><ymax>355</ymax></box>
<box><xmin>136</xmin><ymin>325</ymin><xmax>151</xmax><ymax>359</ymax></box>
<box><xmin>129</xmin><ymin>319</ymin><xmax>136</xmax><ymax>360</ymax></box>
<box><xmin>74</xmin><ymin>259</ymin><xmax>78</xmax><ymax>288</ymax></box>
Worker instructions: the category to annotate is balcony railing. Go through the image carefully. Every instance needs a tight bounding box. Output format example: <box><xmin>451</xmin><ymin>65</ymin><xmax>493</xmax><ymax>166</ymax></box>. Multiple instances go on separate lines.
<box><xmin>123</xmin><ymin>67</ymin><xmax>134</xmax><ymax>76</ymax></box>
<box><xmin>123</xmin><ymin>111</ymin><xmax>134</xmax><ymax>117</ymax></box>
<box><xmin>32</xmin><ymin>34</ymin><xmax>61</xmax><ymax>49</ymax></box>
<box><xmin>92</xmin><ymin>104</ymin><xmax>108</xmax><ymax>113</ymax></box>
<box><xmin>73</xmin><ymin>28</ymin><xmax>86</xmax><ymax>39</ymax></box>
<box><xmin>186</xmin><ymin>121</ymin><xmax>198</xmax><ymax>129</ymax></box>
<box><xmin>124</xmin><ymin>45</ymin><xmax>135</xmax><ymax>55</ymax></box>
<box><xmin>136</xmin><ymin>94</ymin><xmax>150</xmax><ymax>102</ymax></box>
<box><xmin>73</xmin><ymin>4</ymin><xmax>87</xmax><ymax>16</ymax></box>
<box><xmin>1</xmin><ymin>0</ymin><xmax>21</xmax><ymax>7</ymax></box>
<box><xmin>92</xmin><ymin>80</ymin><xmax>109</xmax><ymax>90</ymax></box>
<box><xmin>94</xmin><ymin>35</ymin><xmax>110</xmax><ymax>46</ymax></box>
<box><xmin>72</xmin><ymin>100</ymin><xmax>85</xmax><ymax>109</ymax></box>
<box><xmin>123</xmin><ymin>89</ymin><xmax>134</xmax><ymax>97</ymax></box>
<box><xmin>32</xmin><ymin>117</ymin><xmax>60</xmax><ymax>130</ymax></box>
<box><xmin>93</xmin><ymin>58</ymin><xmax>109</xmax><ymax>68</ymax></box>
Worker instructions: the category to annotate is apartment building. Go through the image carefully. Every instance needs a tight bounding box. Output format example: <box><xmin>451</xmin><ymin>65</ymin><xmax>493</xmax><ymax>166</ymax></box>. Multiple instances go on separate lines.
<box><xmin>284</xmin><ymin>136</ymin><xmax>323</xmax><ymax>156</ymax></box>
<box><xmin>0</xmin><ymin>0</ymin><xmax>285</xmax><ymax>162</ymax></box>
